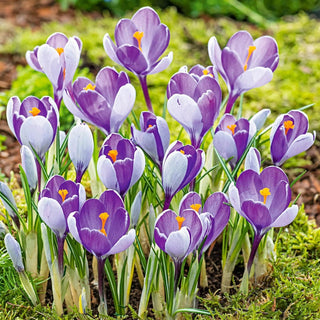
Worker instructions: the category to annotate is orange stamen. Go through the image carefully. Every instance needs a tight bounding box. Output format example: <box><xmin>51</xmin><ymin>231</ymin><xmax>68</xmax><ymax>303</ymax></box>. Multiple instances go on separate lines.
<box><xmin>190</xmin><ymin>203</ymin><xmax>201</xmax><ymax>212</ymax></box>
<box><xmin>180</xmin><ymin>149</ymin><xmax>185</xmax><ymax>154</ymax></box>
<box><xmin>203</xmin><ymin>69</ymin><xmax>214</xmax><ymax>77</ymax></box>
<box><xmin>63</xmin><ymin>68</ymin><xmax>66</xmax><ymax>80</ymax></box>
<box><xmin>227</xmin><ymin>124</ymin><xmax>237</xmax><ymax>135</ymax></box>
<box><xmin>83</xmin><ymin>83</ymin><xmax>96</xmax><ymax>91</ymax></box>
<box><xmin>29</xmin><ymin>107</ymin><xmax>41</xmax><ymax>117</ymax></box>
<box><xmin>108</xmin><ymin>149</ymin><xmax>118</xmax><ymax>163</ymax></box>
<box><xmin>99</xmin><ymin>212</ymin><xmax>109</xmax><ymax>237</ymax></box>
<box><xmin>244</xmin><ymin>46</ymin><xmax>256</xmax><ymax>71</ymax></box>
<box><xmin>148</xmin><ymin>124</ymin><xmax>153</xmax><ymax>128</ymax></box>
<box><xmin>56</xmin><ymin>47</ymin><xmax>64</xmax><ymax>56</ymax></box>
<box><xmin>176</xmin><ymin>216</ymin><xmax>185</xmax><ymax>230</ymax></box>
<box><xmin>284</xmin><ymin>120</ymin><xmax>295</xmax><ymax>135</ymax></box>
<box><xmin>260</xmin><ymin>187</ymin><xmax>271</xmax><ymax>204</ymax></box>
<box><xmin>133</xmin><ymin>31</ymin><xmax>144</xmax><ymax>51</ymax></box>
<box><xmin>58</xmin><ymin>189</ymin><xmax>68</xmax><ymax>202</ymax></box>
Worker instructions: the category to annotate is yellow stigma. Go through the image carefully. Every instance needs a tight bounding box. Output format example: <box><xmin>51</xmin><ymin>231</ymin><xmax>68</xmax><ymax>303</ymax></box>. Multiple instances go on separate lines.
<box><xmin>99</xmin><ymin>212</ymin><xmax>109</xmax><ymax>237</ymax></box>
<box><xmin>203</xmin><ymin>69</ymin><xmax>214</xmax><ymax>77</ymax></box>
<box><xmin>133</xmin><ymin>31</ymin><xmax>144</xmax><ymax>51</ymax></box>
<box><xmin>58</xmin><ymin>189</ymin><xmax>68</xmax><ymax>202</ymax></box>
<box><xmin>56</xmin><ymin>47</ymin><xmax>64</xmax><ymax>56</ymax></box>
<box><xmin>260</xmin><ymin>187</ymin><xmax>271</xmax><ymax>204</ymax></box>
<box><xmin>227</xmin><ymin>124</ymin><xmax>237</xmax><ymax>135</ymax></box>
<box><xmin>108</xmin><ymin>149</ymin><xmax>118</xmax><ymax>163</ymax></box>
<box><xmin>244</xmin><ymin>46</ymin><xmax>256</xmax><ymax>71</ymax></box>
<box><xmin>284</xmin><ymin>120</ymin><xmax>295</xmax><ymax>135</ymax></box>
<box><xmin>83</xmin><ymin>83</ymin><xmax>96</xmax><ymax>91</ymax></box>
<box><xmin>176</xmin><ymin>216</ymin><xmax>185</xmax><ymax>230</ymax></box>
<box><xmin>190</xmin><ymin>203</ymin><xmax>201</xmax><ymax>212</ymax></box>
<box><xmin>29</xmin><ymin>107</ymin><xmax>41</xmax><ymax>117</ymax></box>
<box><xmin>148</xmin><ymin>124</ymin><xmax>153</xmax><ymax>128</ymax></box>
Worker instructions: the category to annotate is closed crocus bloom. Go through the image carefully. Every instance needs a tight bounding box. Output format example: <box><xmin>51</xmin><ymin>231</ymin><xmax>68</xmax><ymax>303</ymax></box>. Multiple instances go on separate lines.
<box><xmin>228</xmin><ymin>166</ymin><xmax>298</xmax><ymax>274</ymax></box>
<box><xmin>63</xmin><ymin>67</ymin><xmax>135</xmax><ymax>136</ymax></box>
<box><xmin>0</xmin><ymin>181</ymin><xmax>19</xmax><ymax>229</ymax></box>
<box><xmin>26</xmin><ymin>32</ymin><xmax>82</xmax><ymax>109</ymax></box>
<box><xmin>208</xmin><ymin>31</ymin><xmax>279</xmax><ymax>113</ymax></box>
<box><xmin>162</xmin><ymin>141</ymin><xmax>205</xmax><ymax>209</ymax></box>
<box><xmin>20</xmin><ymin>145</ymin><xmax>37</xmax><ymax>194</ymax></box>
<box><xmin>97</xmin><ymin>133</ymin><xmax>145</xmax><ymax>198</ymax></box>
<box><xmin>103</xmin><ymin>6</ymin><xmax>172</xmax><ymax>77</ymax></box>
<box><xmin>167</xmin><ymin>67</ymin><xmax>222</xmax><ymax>149</ymax></box>
<box><xmin>179</xmin><ymin>191</ymin><xmax>230</xmax><ymax>256</ymax></box>
<box><xmin>7</xmin><ymin>96</ymin><xmax>58</xmax><ymax>160</ymax></box>
<box><xmin>270</xmin><ymin>110</ymin><xmax>315</xmax><ymax>166</ymax></box>
<box><xmin>4</xmin><ymin>234</ymin><xmax>24</xmax><ymax>272</ymax></box>
<box><xmin>131</xmin><ymin>111</ymin><xmax>170</xmax><ymax>170</ymax></box>
<box><xmin>68</xmin><ymin>123</ymin><xmax>94</xmax><ymax>183</ymax></box>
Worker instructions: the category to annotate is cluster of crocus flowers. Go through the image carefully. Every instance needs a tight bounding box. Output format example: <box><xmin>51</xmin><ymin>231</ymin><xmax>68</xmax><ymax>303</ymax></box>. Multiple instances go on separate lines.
<box><xmin>167</xmin><ymin>65</ymin><xmax>222</xmax><ymax>149</ymax></box>
<box><xmin>26</xmin><ymin>32</ymin><xmax>82</xmax><ymax>109</ymax></box>
<box><xmin>64</xmin><ymin>67</ymin><xmax>135</xmax><ymax>136</ymax></box>
<box><xmin>208</xmin><ymin>30</ymin><xmax>279</xmax><ymax>113</ymax></box>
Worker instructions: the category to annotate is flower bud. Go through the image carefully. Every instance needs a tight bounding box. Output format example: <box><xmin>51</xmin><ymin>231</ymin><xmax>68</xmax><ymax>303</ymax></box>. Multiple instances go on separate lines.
<box><xmin>4</xmin><ymin>233</ymin><xmax>24</xmax><ymax>272</ymax></box>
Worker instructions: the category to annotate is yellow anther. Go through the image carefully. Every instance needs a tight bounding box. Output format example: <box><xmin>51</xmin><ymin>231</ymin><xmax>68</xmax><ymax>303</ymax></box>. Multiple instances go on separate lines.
<box><xmin>58</xmin><ymin>189</ymin><xmax>68</xmax><ymax>202</ymax></box>
<box><xmin>56</xmin><ymin>47</ymin><xmax>64</xmax><ymax>56</ymax></box>
<box><xmin>148</xmin><ymin>124</ymin><xmax>153</xmax><ymax>128</ymax></box>
<box><xmin>227</xmin><ymin>124</ymin><xmax>237</xmax><ymax>135</ymax></box>
<box><xmin>260</xmin><ymin>187</ymin><xmax>271</xmax><ymax>204</ymax></box>
<box><xmin>133</xmin><ymin>31</ymin><xmax>144</xmax><ymax>51</ymax></box>
<box><xmin>284</xmin><ymin>120</ymin><xmax>295</xmax><ymax>135</ymax></box>
<box><xmin>180</xmin><ymin>149</ymin><xmax>185</xmax><ymax>155</ymax></box>
<box><xmin>108</xmin><ymin>149</ymin><xmax>118</xmax><ymax>163</ymax></box>
<box><xmin>176</xmin><ymin>216</ymin><xmax>185</xmax><ymax>230</ymax></box>
<box><xmin>190</xmin><ymin>203</ymin><xmax>201</xmax><ymax>212</ymax></box>
<box><xmin>29</xmin><ymin>107</ymin><xmax>41</xmax><ymax>117</ymax></box>
<box><xmin>202</xmin><ymin>69</ymin><xmax>214</xmax><ymax>77</ymax></box>
<box><xmin>63</xmin><ymin>68</ymin><xmax>66</xmax><ymax>80</ymax></box>
<box><xmin>244</xmin><ymin>46</ymin><xmax>256</xmax><ymax>71</ymax></box>
<box><xmin>99</xmin><ymin>212</ymin><xmax>109</xmax><ymax>237</ymax></box>
<box><xmin>83</xmin><ymin>83</ymin><xmax>96</xmax><ymax>91</ymax></box>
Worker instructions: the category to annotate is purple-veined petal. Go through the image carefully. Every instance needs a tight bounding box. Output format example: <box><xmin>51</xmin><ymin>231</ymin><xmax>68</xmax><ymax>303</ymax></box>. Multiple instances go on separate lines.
<box><xmin>165</xmin><ymin>227</ymin><xmax>191</xmax><ymax>261</ymax></box>
<box><xmin>116</xmin><ymin>45</ymin><xmax>148</xmax><ymax>74</ymax></box>
<box><xmin>249</xmin><ymin>108</ymin><xmax>270</xmax><ymax>132</ymax></box>
<box><xmin>270</xmin><ymin>205</ymin><xmax>298</xmax><ymax>228</ymax></box>
<box><xmin>103</xmin><ymin>33</ymin><xmax>122</xmax><ymax>65</ymax></box>
<box><xmin>147</xmin><ymin>52</ymin><xmax>173</xmax><ymax>75</ymax></box>
<box><xmin>129</xmin><ymin>147</ymin><xmax>145</xmax><ymax>189</ymax></box>
<box><xmin>213</xmin><ymin>131</ymin><xmax>237</xmax><ymax>162</ymax></box>
<box><xmin>244</xmin><ymin>147</ymin><xmax>261</xmax><ymax>173</ymax></box>
<box><xmin>97</xmin><ymin>156</ymin><xmax>119</xmax><ymax>192</ymax></box>
<box><xmin>107</xmin><ymin>229</ymin><xmax>135</xmax><ymax>256</ymax></box>
<box><xmin>67</xmin><ymin>212</ymin><xmax>82</xmax><ymax>244</ymax></box>
<box><xmin>4</xmin><ymin>234</ymin><xmax>24</xmax><ymax>272</ymax></box>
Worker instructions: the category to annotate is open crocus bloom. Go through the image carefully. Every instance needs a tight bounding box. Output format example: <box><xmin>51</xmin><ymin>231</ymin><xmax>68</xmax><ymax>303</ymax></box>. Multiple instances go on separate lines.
<box><xmin>208</xmin><ymin>30</ymin><xmax>279</xmax><ymax>113</ymax></box>
<box><xmin>97</xmin><ymin>133</ymin><xmax>145</xmax><ymax>198</ymax></box>
<box><xmin>26</xmin><ymin>32</ymin><xmax>82</xmax><ymax>109</ymax></box>
<box><xmin>63</xmin><ymin>67</ymin><xmax>135</xmax><ymax>136</ymax></box>
<box><xmin>6</xmin><ymin>96</ymin><xmax>58</xmax><ymax>160</ymax></box>
<box><xmin>103</xmin><ymin>6</ymin><xmax>172</xmax><ymax>76</ymax></box>
<box><xmin>167</xmin><ymin>66</ymin><xmax>222</xmax><ymax>149</ymax></box>
<box><xmin>67</xmin><ymin>190</ymin><xmax>135</xmax><ymax>259</ymax></box>
<box><xmin>179</xmin><ymin>191</ymin><xmax>230</xmax><ymax>256</ymax></box>
<box><xmin>270</xmin><ymin>110</ymin><xmax>315</xmax><ymax>166</ymax></box>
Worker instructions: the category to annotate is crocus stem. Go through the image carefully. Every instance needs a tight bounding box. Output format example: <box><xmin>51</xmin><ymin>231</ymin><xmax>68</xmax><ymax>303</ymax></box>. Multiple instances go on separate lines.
<box><xmin>138</xmin><ymin>75</ymin><xmax>154</xmax><ymax>113</ymax></box>
<box><xmin>57</xmin><ymin>236</ymin><xmax>65</xmax><ymax>276</ymax></box>
<box><xmin>36</xmin><ymin>159</ymin><xmax>42</xmax><ymax>194</ymax></box>
<box><xmin>224</xmin><ymin>94</ymin><xmax>237</xmax><ymax>114</ymax></box>
<box><xmin>97</xmin><ymin>256</ymin><xmax>108</xmax><ymax>315</ymax></box>
<box><xmin>163</xmin><ymin>195</ymin><xmax>172</xmax><ymax>211</ymax></box>
<box><xmin>174</xmin><ymin>261</ymin><xmax>182</xmax><ymax>294</ymax></box>
<box><xmin>75</xmin><ymin>171</ymin><xmax>83</xmax><ymax>184</ymax></box>
<box><xmin>247</xmin><ymin>232</ymin><xmax>264</xmax><ymax>276</ymax></box>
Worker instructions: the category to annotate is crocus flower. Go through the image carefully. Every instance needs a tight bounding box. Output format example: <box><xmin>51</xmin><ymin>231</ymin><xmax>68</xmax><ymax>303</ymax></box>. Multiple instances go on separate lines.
<box><xmin>0</xmin><ymin>181</ymin><xmax>19</xmax><ymax>229</ymax></box>
<box><xmin>244</xmin><ymin>147</ymin><xmax>261</xmax><ymax>173</ymax></box>
<box><xmin>63</xmin><ymin>67</ymin><xmax>135</xmax><ymax>136</ymax></box>
<box><xmin>131</xmin><ymin>111</ymin><xmax>170</xmax><ymax>171</ymax></box>
<box><xmin>26</xmin><ymin>32</ymin><xmax>82</xmax><ymax>109</ymax></box>
<box><xmin>103</xmin><ymin>6</ymin><xmax>172</xmax><ymax>112</ymax></box>
<box><xmin>167</xmin><ymin>67</ymin><xmax>222</xmax><ymax>149</ymax></box>
<box><xmin>179</xmin><ymin>191</ymin><xmax>230</xmax><ymax>256</ymax></box>
<box><xmin>6</xmin><ymin>96</ymin><xmax>59</xmax><ymax>160</ymax></box>
<box><xmin>4</xmin><ymin>233</ymin><xmax>24</xmax><ymax>273</ymax></box>
<box><xmin>270</xmin><ymin>110</ymin><xmax>315</xmax><ymax>166</ymax></box>
<box><xmin>228</xmin><ymin>166</ymin><xmax>298</xmax><ymax>274</ymax></box>
<box><xmin>68</xmin><ymin>122</ymin><xmax>94</xmax><ymax>183</ymax></box>
<box><xmin>20</xmin><ymin>145</ymin><xmax>38</xmax><ymax>194</ymax></box>
<box><xmin>97</xmin><ymin>133</ymin><xmax>145</xmax><ymax>198</ymax></box>
<box><xmin>208</xmin><ymin>31</ymin><xmax>279</xmax><ymax>113</ymax></box>
<box><xmin>162</xmin><ymin>141</ymin><xmax>205</xmax><ymax>210</ymax></box>
<box><xmin>154</xmin><ymin>208</ymin><xmax>202</xmax><ymax>279</ymax></box>
<box><xmin>38</xmin><ymin>175</ymin><xmax>85</xmax><ymax>274</ymax></box>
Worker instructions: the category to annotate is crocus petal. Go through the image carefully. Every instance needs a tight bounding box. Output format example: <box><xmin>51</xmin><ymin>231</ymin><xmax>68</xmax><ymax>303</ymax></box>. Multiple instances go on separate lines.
<box><xmin>249</xmin><ymin>108</ymin><xmax>270</xmax><ymax>132</ymax></box>
<box><xmin>271</xmin><ymin>205</ymin><xmax>298</xmax><ymax>228</ymax></box>
<box><xmin>64</xmin><ymin>37</ymin><xmax>82</xmax><ymax>85</ymax></box>
<box><xmin>165</xmin><ymin>227</ymin><xmax>191</xmax><ymax>261</ymax></box>
<box><xmin>179</xmin><ymin>192</ymin><xmax>201</xmax><ymax>214</ymax></box>
<box><xmin>130</xmin><ymin>191</ymin><xmax>142</xmax><ymax>227</ymax></box>
<box><xmin>80</xmin><ymin>228</ymin><xmax>111</xmax><ymax>257</ymax></box>
<box><xmin>208</xmin><ymin>36</ymin><xmax>225</xmax><ymax>80</ymax></box>
<box><xmin>103</xmin><ymin>33</ymin><xmax>122</xmax><ymax>65</ymax></box>
<box><xmin>26</xmin><ymin>49</ymin><xmax>42</xmax><ymax>72</ymax></box>
<box><xmin>213</xmin><ymin>131</ymin><xmax>237</xmax><ymax>162</ymax></box>
<box><xmin>4</xmin><ymin>234</ymin><xmax>24</xmax><ymax>272</ymax></box>
<box><xmin>244</xmin><ymin>147</ymin><xmax>261</xmax><ymax>173</ymax></box>
<box><xmin>97</xmin><ymin>156</ymin><xmax>119</xmax><ymax>192</ymax></box>
<box><xmin>226</xmin><ymin>31</ymin><xmax>253</xmax><ymax>62</ymax></box>
<box><xmin>116</xmin><ymin>45</ymin><xmax>148</xmax><ymax>74</ymax></box>
<box><xmin>129</xmin><ymin>147</ymin><xmax>145</xmax><ymax>189</ymax></box>
<box><xmin>67</xmin><ymin>212</ymin><xmax>82</xmax><ymax>244</ymax></box>
<box><xmin>63</xmin><ymin>90</ymin><xmax>89</xmax><ymax>121</ymax></box>
<box><xmin>20</xmin><ymin>145</ymin><xmax>38</xmax><ymax>193</ymax></box>
<box><xmin>6</xmin><ymin>96</ymin><xmax>21</xmax><ymax>137</ymax></box>
<box><xmin>107</xmin><ymin>229</ymin><xmax>135</xmax><ymax>256</ymax></box>
<box><xmin>228</xmin><ymin>183</ymin><xmax>243</xmax><ymax>216</ymax></box>
<box><xmin>147</xmin><ymin>52</ymin><xmax>173</xmax><ymax>75</ymax></box>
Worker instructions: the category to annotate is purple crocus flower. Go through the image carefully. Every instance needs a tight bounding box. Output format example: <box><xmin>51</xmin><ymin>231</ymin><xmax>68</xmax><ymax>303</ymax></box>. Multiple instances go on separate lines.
<box><xmin>103</xmin><ymin>6</ymin><xmax>172</xmax><ymax>112</ymax></box>
<box><xmin>4</xmin><ymin>234</ymin><xmax>24</xmax><ymax>273</ymax></box>
<box><xmin>6</xmin><ymin>96</ymin><xmax>59</xmax><ymax>160</ymax></box>
<box><xmin>38</xmin><ymin>175</ymin><xmax>85</xmax><ymax>274</ymax></box>
<box><xmin>208</xmin><ymin>31</ymin><xmax>279</xmax><ymax>113</ymax></box>
<box><xmin>179</xmin><ymin>191</ymin><xmax>230</xmax><ymax>257</ymax></box>
<box><xmin>97</xmin><ymin>133</ymin><xmax>145</xmax><ymax>198</ymax></box>
<box><xmin>162</xmin><ymin>141</ymin><xmax>205</xmax><ymax>210</ymax></box>
<box><xmin>167</xmin><ymin>67</ymin><xmax>222</xmax><ymax>149</ymax></box>
<box><xmin>154</xmin><ymin>208</ymin><xmax>202</xmax><ymax>282</ymax></box>
<box><xmin>228</xmin><ymin>166</ymin><xmax>298</xmax><ymax>274</ymax></box>
<box><xmin>131</xmin><ymin>111</ymin><xmax>170</xmax><ymax>171</ymax></box>
<box><xmin>67</xmin><ymin>190</ymin><xmax>135</xmax><ymax>313</ymax></box>
<box><xmin>63</xmin><ymin>67</ymin><xmax>135</xmax><ymax>136</ymax></box>
<box><xmin>26</xmin><ymin>32</ymin><xmax>82</xmax><ymax>109</ymax></box>
<box><xmin>270</xmin><ymin>110</ymin><xmax>315</xmax><ymax>166</ymax></box>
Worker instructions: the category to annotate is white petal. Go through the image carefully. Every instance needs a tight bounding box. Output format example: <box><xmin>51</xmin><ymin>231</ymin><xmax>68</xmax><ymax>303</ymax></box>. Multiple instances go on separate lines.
<box><xmin>97</xmin><ymin>156</ymin><xmax>119</xmax><ymax>192</ymax></box>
